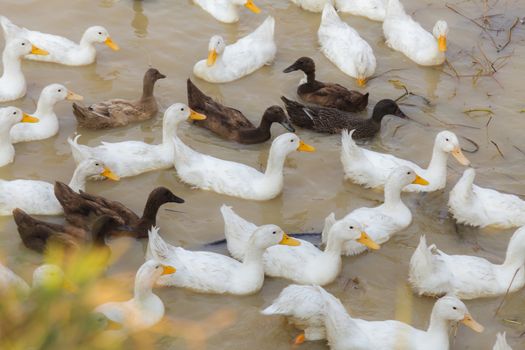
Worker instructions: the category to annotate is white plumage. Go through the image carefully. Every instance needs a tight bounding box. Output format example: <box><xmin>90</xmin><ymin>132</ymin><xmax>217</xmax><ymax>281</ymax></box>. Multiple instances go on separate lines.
<box><xmin>0</xmin><ymin>263</ymin><xmax>64</xmax><ymax>295</ymax></box>
<box><xmin>336</xmin><ymin>0</ymin><xmax>387</xmax><ymax>21</ymax></box>
<box><xmin>0</xmin><ymin>107</ymin><xmax>37</xmax><ymax>168</ymax></box>
<box><xmin>290</xmin><ymin>0</ymin><xmax>334</xmax><ymax>12</ymax></box>
<box><xmin>493</xmin><ymin>332</ymin><xmax>513</xmax><ymax>350</ymax></box>
<box><xmin>192</xmin><ymin>0</ymin><xmax>261</xmax><ymax>23</ymax></box>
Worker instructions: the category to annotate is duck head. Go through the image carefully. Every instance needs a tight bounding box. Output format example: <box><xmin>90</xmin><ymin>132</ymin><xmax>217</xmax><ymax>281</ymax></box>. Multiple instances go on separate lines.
<box><xmin>262</xmin><ymin>106</ymin><xmax>295</xmax><ymax>132</ymax></box>
<box><xmin>77</xmin><ymin>159</ymin><xmax>120</xmax><ymax>181</ymax></box>
<box><xmin>5</xmin><ymin>38</ymin><xmax>48</xmax><ymax>58</ymax></box>
<box><xmin>248</xmin><ymin>224</ymin><xmax>301</xmax><ymax>250</ymax></box>
<box><xmin>163</xmin><ymin>103</ymin><xmax>206</xmax><ymax>130</ymax></box>
<box><xmin>144</xmin><ymin>68</ymin><xmax>166</xmax><ymax>83</ymax></box>
<box><xmin>355</xmin><ymin>51</ymin><xmax>373</xmax><ymax>87</ymax></box>
<box><xmin>433</xmin><ymin>20</ymin><xmax>449</xmax><ymax>52</ymax></box>
<box><xmin>0</xmin><ymin>107</ymin><xmax>38</xmax><ymax>134</ymax></box>
<box><xmin>371</xmin><ymin>99</ymin><xmax>407</xmax><ymax>122</ymax></box>
<box><xmin>32</xmin><ymin>264</ymin><xmax>74</xmax><ymax>291</ymax></box>
<box><xmin>207</xmin><ymin>35</ymin><xmax>226</xmax><ymax>66</ymax></box>
<box><xmin>40</xmin><ymin>84</ymin><xmax>83</xmax><ymax>106</ymax></box>
<box><xmin>435</xmin><ymin>131</ymin><xmax>470</xmax><ymax>166</ymax></box>
<box><xmin>330</xmin><ymin>218</ymin><xmax>380</xmax><ymax>250</ymax></box>
<box><xmin>433</xmin><ymin>295</ymin><xmax>484</xmax><ymax>333</ymax></box>
<box><xmin>388</xmin><ymin>166</ymin><xmax>429</xmax><ymax>187</ymax></box>
<box><xmin>83</xmin><ymin>26</ymin><xmax>119</xmax><ymax>51</ymax></box>
<box><xmin>283</xmin><ymin>57</ymin><xmax>315</xmax><ymax>75</ymax></box>
<box><xmin>271</xmin><ymin>133</ymin><xmax>316</xmax><ymax>156</ymax></box>
<box><xmin>137</xmin><ymin>259</ymin><xmax>176</xmax><ymax>290</ymax></box>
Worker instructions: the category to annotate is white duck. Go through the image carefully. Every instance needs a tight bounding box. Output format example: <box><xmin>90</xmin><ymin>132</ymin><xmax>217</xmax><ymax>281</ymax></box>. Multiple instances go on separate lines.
<box><xmin>173</xmin><ymin>132</ymin><xmax>315</xmax><ymax>201</ymax></box>
<box><xmin>68</xmin><ymin>103</ymin><xmax>206</xmax><ymax>179</ymax></box>
<box><xmin>448</xmin><ymin>168</ymin><xmax>525</xmax><ymax>229</ymax></box>
<box><xmin>493</xmin><ymin>332</ymin><xmax>513</xmax><ymax>350</ymax></box>
<box><xmin>0</xmin><ymin>159</ymin><xmax>119</xmax><ymax>216</ymax></box>
<box><xmin>0</xmin><ymin>37</ymin><xmax>48</xmax><ymax>102</ymax></box>
<box><xmin>0</xmin><ymin>263</ymin><xmax>65</xmax><ymax>295</ymax></box>
<box><xmin>289</xmin><ymin>0</ymin><xmax>334</xmax><ymax>12</ymax></box>
<box><xmin>192</xmin><ymin>0</ymin><xmax>261</xmax><ymax>23</ymax></box>
<box><xmin>341</xmin><ymin>129</ymin><xmax>470</xmax><ymax>191</ymax></box>
<box><xmin>409</xmin><ymin>230</ymin><xmax>525</xmax><ymax>299</ymax></box>
<box><xmin>323</xmin><ymin>166</ymin><xmax>428</xmax><ymax>256</ymax></box>
<box><xmin>0</xmin><ymin>16</ymin><xmax>119</xmax><ymax>66</ymax></box>
<box><xmin>222</xmin><ymin>205</ymin><xmax>379</xmax><ymax>285</ymax></box>
<box><xmin>193</xmin><ymin>16</ymin><xmax>276</xmax><ymax>83</ymax></box>
<box><xmin>10</xmin><ymin>84</ymin><xmax>83</xmax><ymax>143</ymax></box>
<box><xmin>0</xmin><ymin>107</ymin><xmax>39</xmax><ymax>168</ymax></box>
<box><xmin>94</xmin><ymin>260</ymin><xmax>176</xmax><ymax>332</ymax></box>
<box><xmin>318</xmin><ymin>4</ymin><xmax>376</xmax><ymax>86</ymax></box>
<box><xmin>383</xmin><ymin>0</ymin><xmax>448</xmax><ymax>66</ymax></box>
<box><xmin>146</xmin><ymin>226</ymin><xmax>300</xmax><ymax>295</ymax></box>
<box><xmin>335</xmin><ymin>0</ymin><xmax>387</xmax><ymax>21</ymax></box>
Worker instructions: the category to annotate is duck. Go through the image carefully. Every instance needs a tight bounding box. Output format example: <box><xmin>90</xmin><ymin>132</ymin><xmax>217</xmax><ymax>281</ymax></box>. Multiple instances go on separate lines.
<box><xmin>147</xmin><ymin>225</ymin><xmax>300</xmax><ymax>295</ymax></box>
<box><xmin>187</xmin><ymin>79</ymin><xmax>294</xmax><ymax>144</ymax></box>
<box><xmin>493</xmin><ymin>332</ymin><xmax>513</xmax><ymax>350</ymax></box>
<box><xmin>341</xmin><ymin>129</ymin><xmax>470</xmax><ymax>191</ymax></box>
<box><xmin>282</xmin><ymin>57</ymin><xmax>369</xmax><ymax>112</ymax></box>
<box><xmin>281</xmin><ymin>97</ymin><xmax>406</xmax><ymax>137</ymax></box>
<box><xmin>0</xmin><ymin>16</ymin><xmax>119</xmax><ymax>66</ymax></box>
<box><xmin>0</xmin><ymin>37</ymin><xmax>48</xmax><ymax>102</ymax></box>
<box><xmin>9</xmin><ymin>84</ymin><xmax>83</xmax><ymax>143</ymax></box>
<box><xmin>335</xmin><ymin>0</ymin><xmax>387</xmax><ymax>21</ymax></box>
<box><xmin>0</xmin><ymin>159</ymin><xmax>119</xmax><ymax>216</ymax></box>
<box><xmin>323</xmin><ymin>166</ymin><xmax>428</xmax><ymax>256</ymax></box>
<box><xmin>222</xmin><ymin>205</ymin><xmax>379</xmax><ymax>285</ymax></box>
<box><xmin>263</xmin><ymin>286</ymin><xmax>484</xmax><ymax>348</ymax></box>
<box><xmin>409</xmin><ymin>229</ymin><xmax>525</xmax><ymax>299</ymax></box>
<box><xmin>73</xmin><ymin>68</ymin><xmax>166</xmax><ymax>130</ymax></box>
<box><xmin>192</xmin><ymin>0</ymin><xmax>261</xmax><ymax>23</ymax></box>
<box><xmin>448</xmin><ymin>168</ymin><xmax>525</xmax><ymax>229</ymax></box>
<box><xmin>289</xmin><ymin>0</ymin><xmax>334</xmax><ymax>12</ymax></box>
<box><xmin>55</xmin><ymin>182</ymin><xmax>184</xmax><ymax>238</ymax></box>
<box><xmin>173</xmin><ymin>132</ymin><xmax>315</xmax><ymax>201</ymax></box>
<box><xmin>193</xmin><ymin>16</ymin><xmax>276</xmax><ymax>83</ymax></box>
<box><xmin>383</xmin><ymin>0</ymin><xmax>448</xmax><ymax>66</ymax></box>
<box><xmin>94</xmin><ymin>259</ymin><xmax>176</xmax><ymax>332</ymax></box>
<box><xmin>318</xmin><ymin>4</ymin><xmax>376</xmax><ymax>86</ymax></box>
<box><xmin>0</xmin><ymin>107</ymin><xmax>39</xmax><ymax>168</ymax></box>
<box><xmin>68</xmin><ymin>103</ymin><xmax>206</xmax><ymax>179</ymax></box>
<box><xmin>0</xmin><ymin>263</ymin><xmax>65</xmax><ymax>295</ymax></box>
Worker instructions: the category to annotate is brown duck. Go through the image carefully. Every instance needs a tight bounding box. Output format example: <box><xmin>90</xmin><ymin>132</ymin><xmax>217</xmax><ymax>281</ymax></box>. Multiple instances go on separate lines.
<box><xmin>187</xmin><ymin>79</ymin><xmax>295</xmax><ymax>144</ymax></box>
<box><xmin>281</xmin><ymin>97</ymin><xmax>407</xmax><ymax>139</ymax></box>
<box><xmin>54</xmin><ymin>182</ymin><xmax>184</xmax><ymax>239</ymax></box>
<box><xmin>283</xmin><ymin>57</ymin><xmax>369</xmax><ymax>112</ymax></box>
<box><xmin>72</xmin><ymin>68</ymin><xmax>166</xmax><ymax>129</ymax></box>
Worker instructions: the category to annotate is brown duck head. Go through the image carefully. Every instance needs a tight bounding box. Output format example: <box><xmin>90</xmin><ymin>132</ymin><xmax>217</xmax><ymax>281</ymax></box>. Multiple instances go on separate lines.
<box><xmin>283</xmin><ymin>57</ymin><xmax>315</xmax><ymax>76</ymax></box>
<box><xmin>261</xmin><ymin>106</ymin><xmax>295</xmax><ymax>132</ymax></box>
<box><xmin>137</xmin><ymin>188</ymin><xmax>184</xmax><ymax>238</ymax></box>
<box><xmin>142</xmin><ymin>68</ymin><xmax>166</xmax><ymax>98</ymax></box>
<box><xmin>371</xmin><ymin>99</ymin><xmax>407</xmax><ymax>123</ymax></box>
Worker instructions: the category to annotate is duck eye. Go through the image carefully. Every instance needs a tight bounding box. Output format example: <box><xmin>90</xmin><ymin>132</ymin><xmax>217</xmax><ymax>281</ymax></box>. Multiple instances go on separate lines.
<box><xmin>98</xmin><ymin>32</ymin><xmax>102</xmax><ymax>35</ymax></box>
<box><xmin>95</xmin><ymin>163</ymin><xmax>100</xmax><ymax>166</ymax></box>
<box><xmin>58</xmin><ymin>89</ymin><xmax>62</xmax><ymax>92</ymax></box>
<box><xmin>13</xmin><ymin>111</ymin><xmax>17</xmax><ymax>115</ymax></box>
<box><xmin>272</xmin><ymin>231</ymin><xmax>276</xmax><ymax>235</ymax></box>
<box><xmin>21</xmin><ymin>43</ymin><xmax>25</xmax><ymax>46</ymax></box>
<box><xmin>445</xmin><ymin>138</ymin><xmax>450</xmax><ymax>142</ymax></box>
<box><xmin>290</xmin><ymin>139</ymin><xmax>294</xmax><ymax>143</ymax></box>
<box><xmin>452</xmin><ymin>306</ymin><xmax>457</xmax><ymax>310</ymax></box>
<box><xmin>407</xmin><ymin>171</ymin><xmax>411</xmax><ymax>175</ymax></box>
<box><xmin>155</xmin><ymin>266</ymin><xmax>159</xmax><ymax>269</ymax></box>
<box><xmin>349</xmin><ymin>226</ymin><xmax>354</xmax><ymax>230</ymax></box>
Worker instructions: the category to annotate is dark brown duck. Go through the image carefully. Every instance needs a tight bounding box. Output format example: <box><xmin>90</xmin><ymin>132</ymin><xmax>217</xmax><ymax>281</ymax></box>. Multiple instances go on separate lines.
<box><xmin>283</xmin><ymin>57</ymin><xmax>369</xmax><ymax>112</ymax></box>
<box><xmin>187</xmin><ymin>79</ymin><xmax>295</xmax><ymax>144</ymax></box>
<box><xmin>281</xmin><ymin>97</ymin><xmax>407</xmax><ymax>138</ymax></box>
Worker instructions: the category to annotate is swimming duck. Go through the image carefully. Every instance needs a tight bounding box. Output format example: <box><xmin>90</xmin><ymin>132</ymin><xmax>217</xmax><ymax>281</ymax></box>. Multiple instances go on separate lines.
<box><xmin>323</xmin><ymin>166</ymin><xmax>428</xmax><ymax>256</ymax></box>
<box><xmin>222</xmin><ymin>205</ymin><xmax>379</xmax><ymax>285</ymax></box>
<box><xmin>318</xmin><ymin>4</ymin><xmax>376</xmax><ymax>86</ymax></box>
<box><xmin>283</xmin><ymin>57</ymin><xmax>369</xmax><ymax>112</ymax></box>
<box><xmin>187</xmin><ymin>79</ymin><xmax>294</xmax><ymax>144</ymax></box>
<box><xmin>383</xmin><ymin>0</ymin><xmax>448</xmax><ymax>66</ymax></box>
<box><xmin>55</xmin><ymin>182</ymin><xmax>184</xmax><ymax>238</ymax></box>
<box><xmin>10</xmin><ymin>84</ymin><xmax>83</xmax><ymax>143</ymax></box>
<box><xmin>173</xmin><ymin>132</ymin><xmax>315</xmax><ymax>201</ymax></box>
<box><xmin>341</xmin><ymin>129</ymin><xmax>470</xmax><ymax>191</ymax></box>
<box><xmin>0</xmin><ymin>159</ymin><xmax>118</xmax><ymax>216</ymax></box>
<box><xmin>192</xmin><ymin>0</ymin><xmax>261</xmax><ymax>23</ymax></box>
<box><xmin>0</xmin><ymin>107</ymin><xmax>39</xmax><ymax>168</ymax></box>
<box><xmin>409</xmin><ymin>230</ymin><xmax>525</xmax><ymax>299</ymax></box>
<box><xmin>336</xmin><ymin>0</ymin><xmax>387</xmax><ymax>21</ymax></box>
<box><xmin>0</xmin><ymin>37</ymin><xmax>48</xmax><ymax>102</ymax></box>
<box><xmin>193</xmin><ymin>16</ymin><xmax>276</xmax><ymax>83</ymax></box>
<box><xmin>73</xmin><ymin>68</ymin><xmax>166</xmax><ymax>130</ymax></box>
<box><xmin>281</xmin><ymin>97</ymin><xmax>406</xmax><ymax>137</ymax></box>
<box><xmin>448</xmin><ymin>168</ymin><xmax>525</xmax><ymax>229</ymax></box>
<box><xmin>68</xmin><ymin>103</ymin><xmax>206</xmax><ymax>179</ymax></box>
<box><xmin>0</xmin><ymin>16</ymin><xmax>119</xmax><ymax>66</ymax></box>
<box><xmin>289</xmin><ymin>0</ymin><xmax>334</xmax><ymax>12</ymax></box>
<box><xmin>493</xmin><ymin>332</ymin><xmax>513</xmax><ymax>350</ymax></box>
<box><xmin>0</xmin><ymin>263</ymin><xmax>65</xmax><ymax>295</ymax></box>
<box><xmin>94</xmin><ymin>259</ymin><xmax>176</xmax><ymax>332</ymax></box>
<box><xmin>146</xmin><ymin>225</ymin><xmax>300</xmax><ymax>295</ymax></box>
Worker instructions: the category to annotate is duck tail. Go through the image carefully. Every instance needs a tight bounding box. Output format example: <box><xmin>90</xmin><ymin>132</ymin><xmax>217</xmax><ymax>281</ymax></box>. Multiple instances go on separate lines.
<box><xmin>67</xmin><ymin>134</ymin><xmax>87</xmax><ymax>164</ymax></box>
<box><xmin>0</xmin><ymin>15</ymin><xmax>21</xmax><ymax>38</ymax></box>
<box><xmin>261</xmin><ymin>285</ymin><xmax>304</xmax><ymax>316</ymax></box>
<box><xmin>255</xmin><ymin>16</ymin><xmax>275</xmax><ymax>39</ymax></box>
<box><xmin>321</xmin><ymin>213</ymin><xmax>336</xmax><ymax>245</ymax></box>
<box><xmin>146</xmin><ymin>226</ymin><xmax>172</xmax><ymax>262</ymax></box>
<box><xmin>221</xmin><ymin>205</ymin><xmax>257</xmax><ymax>261</ymax></box>
<box><xmin>340</xmin><ymin>129</ymin><xmax>362</xmax><ymax>163</ymax></box>
<box><xmin>280</xmin><ymin>96</ymin><xmax>313</xmax><ymax>129</ymax></box>
<box><xmin>321</xmin><ymin>3</ymin><xmax>340</xmax><ymax>26</ymax></box>
<box><xmin>408</xmin><ymin>235</ymin><xmax>434</xmax><ymax>291</ymax></box>
<box><xmin>354</xmin><ymin>92</ymin><xmax>369</xmax><ymax>111</ymax></box>
<box><xmin>186</xmin><ymin>78</ymin><xmax>209</xmax><ymax>111</ymax></box>
<box><xmin>317</xmin><ymin>286</ymin><xmax>357</xmax><ymax>340</ymax></box>
<box><xmin>493</xmin><ymin>332</ymin><xmax>510</xmax><ymax>350</ymax></box>
<box><xmin>385</xmin><ymin>0</ymin><xmax>407</xmax><ymax>18</ymax></box>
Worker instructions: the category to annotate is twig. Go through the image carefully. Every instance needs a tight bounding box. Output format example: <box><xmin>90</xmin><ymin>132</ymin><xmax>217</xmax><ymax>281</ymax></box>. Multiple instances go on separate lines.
<box><xmin>498</xmin><ymin>17</ymin><xmax>520</xmax><ymax>52</ymax></box>
<box><xmin>494</xmin><ymin>267</ymin><xmax>520</xmax><ymax>316</ymax></box>
<box><xmin>367</xmin><ymin>68</ymin><xmax>407</xmax><ymax>81</ymax></box>
<box><xmin>460</xmin><ymin>136</ymin><xmax>479</xmax><ymax>153</ymax></box>
<box><xmin>514</xmin><ymin>145</ymin><xmax>525</xmax><ymax>156</ymax></box>
<box><xmin>491</xmin><ymin>140</ymin><xmax>504</xmax><ymax>159</ymax></box>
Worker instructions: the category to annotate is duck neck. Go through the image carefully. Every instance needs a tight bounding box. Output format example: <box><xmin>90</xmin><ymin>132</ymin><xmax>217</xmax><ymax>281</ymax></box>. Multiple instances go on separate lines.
<box><xmin>79</xmin><ymin>33</ymin><xmax>96</xmax><ymax>48</ymax></box>
<box><xmin>141</xmin><ymin>78</ymin><xmax>156</xmax><ymax>100</ymax></box>
<box><xmin>324</xmin><ymin>234</ymin><xmax>345</xmax><ymax>256</ymax></box>
<box><xmin>242</xmin><ymin>244</ymin><xmax>265</xmax><ymax>267</ymax></box>
<box><xmin>264</xmin><ymin>148</ymin><xmax>287</xmax><ymax>178</ymax></box>
<box><xmin>134</xmin><ymin>278</ymin><xmax>155</xmax><ymax>301</ymax></box>
<box><xmin>426</xmin><ymin>143</ymin><xmax>449</xmax><ymax>180</ymax></box>
<box><xmin>383</xmin><ymin>178</ymin><xmax>405</xmax><ymax>209</ymax></box>
<box><xmin>503</xmin><ymin>240</ymin><xmax>525</xmax><ymax>269</ymax></box>
<box><xmin>67</xmin><ymin>168</ymin><xmax>88</xmax><ymax>193</ymax></box>
<box><xmin>2</xmin><ymin>51</ymin><xmax>23</xmax><ymax>81</ymax></box>
<box><xmin>162</xmin><ymin>119</ymin><xmax>183</xmax><ymax>146</ymax></box>
<box><xmin>426</xmin><ymin>311</ymin><xmax>451</xmax><ymax>343</ymax></box>
<box><xmin>136</xmin><ymin>195</ymin><xmax>165</xmax><ymax>235</ymax></box>
<box><xmin>35</xmin><ymin>94</ymin><xmax>58</xmax><ymax>117</ymax></box>
<box><xmin>303</xmin><ymin>69</ymin><xmax>316</xmax><ymax>84</ymax></box>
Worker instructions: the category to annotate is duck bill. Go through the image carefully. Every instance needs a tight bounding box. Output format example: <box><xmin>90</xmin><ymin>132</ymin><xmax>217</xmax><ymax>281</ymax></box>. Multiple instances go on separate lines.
<box><xmin>104</xmin><ymin>37</ymin><xmax>120</xmax><ymax>51</ymax></box>
<box><xmin>461</xmin><ymin>314</ymin><xmax>484</xmax><ymax>333</ymax></box>
<box><xmin>394</xmin><ymin>107</ymin><xmax>408</xmax><ymax>119</ymax></box>
<box><xmin>280</xmin><ymin>120</ymin><xmax>295</xmax><ymax>132</ymax></box>
<box><xmin>106</xmin><ymin>319</ymin><xmax>123</xmax><ymax>331</ymax></box>
<box><xmin>189</xmin><ymin>109</ymin><xmax>207</xmax><ymax>121</ymax></box>
<box><xmin>207</xmin><ymin>49</ymin><xmax>218</xmax><ymax>67</ymax></box>
<box><xmin>283</xmin><ymin>62</ymin><xmax>299</xmax><ymax>73</ymax></box>
<box><xmin>357</xmin><ymin>232</ymin><xmax>380</xmax><ymax>250</ymax></box>
<box><xmin>297</xmin><ymin>140</ymin><xmax>315</xmax><ymax>152</ymax></box>
<box><xmin>357</xmin><ymin>78</ymin><xmax>367</xmax><ymax>87</ymax></box>
<box><xmin>66</xmin><ymin>90</ymin><xmax>84</xmax><ymax>101</ymax></box>
<box><xmin>438</xmin><ymin>35</ymin><xmax>447</xmax><ymax>52</ymax></box>
<box><xmin>412</xmin><ymin>174</ymin><xmax>429</xmax><ymax>186</ymax></box>
<box><xmin>279</xmin><ymin>233</ymin><xmax>301</xmax><ymax>246</ymax></box>
<box><xmin>244</xmin><ymin>0</ymin><xmax>261</xmax><ymax>13</ymax></box>
<box><xmin>31</xmin><ymin>45</ymin><xmax>49</xmax><ymax>56</ymax></box>
<box><xmin>452</xmin><ymin>147</ymin><xmax>470</xmax><ymax>166</ymax></box>
<box><xmin>101</xmin><ymin>167</ymin><xmax>120</xmax><ymax>181</ymax></box>
<box><xmin>162</xmin><ymin>265</ymin><xmax>176</xmax><ymax>275</ymax></box>
<box><xmin>22</xmin><ymin>113</ymin><xmax>39</xmax><ymax>123</ymax></box>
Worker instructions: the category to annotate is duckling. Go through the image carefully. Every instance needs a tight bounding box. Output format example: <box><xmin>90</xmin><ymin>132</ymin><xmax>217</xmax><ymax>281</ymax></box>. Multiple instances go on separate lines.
<box><xmin>283</xmin><ymin>57</ymin><xmax>369</xmax><ymax>112</ymax></box>
<box><xmin>0</xmin><ymin>16</ymin><xmax>119</xmax><ymax>66</ymax></box>
<box><xmin>10</xmin><ymin>84</ymin><xmax>83</xmax><ymax>143</ymax></box>
<box><xmin>493</xmin><ymin>332</ymin><xmax>513</xmax><ymax>350</ymax></box>
<box><xmin>0</xmin><ymin>37</ymin><xmax>48</xmax><ymax>102</ymax></box>
<box><xmin>147</xmin><ymin>226</ymin><xmax>300</xmax><ymax>295</ymax></box>
<box><xmin>187</xmin><ymin>79</ymin><xmax>294</xmax><ymax>144</ymax></box>
<box><xmin>282</xmin><ymin>97</ymin><xmax>406</xmax><ymax>137</ymax></box>
<box><xmin>192</xmin><ymin>0</ymin><xmax>261</xmax><ymax>23</ymax></box>
<box><xmin>336</xmin><ymin>0</ymin><xmax>387</xmax><ymax>21</ymax></box>
<box><xmin>0</xmin><ymin>263</ymin><xmax>65</xmax><ymax>295</ymax></box>
<box><xmin>0</xmin><ymin>107</ymin><xmax>39</xmax><ymax>168</ymax></box>
<box><xmin>95</xmin><ymin>260</ymin><xmax>176</xmax><ymax>332</ymax></box>
<box><xmin>410</xmin><ymin>230</ymin><xmax>525</xmax><ymax>299</ymax></box>
<box><xmin>73</xmin><ymin>68</ymin><xmax>166</xmax><ymax>130</ymax></box>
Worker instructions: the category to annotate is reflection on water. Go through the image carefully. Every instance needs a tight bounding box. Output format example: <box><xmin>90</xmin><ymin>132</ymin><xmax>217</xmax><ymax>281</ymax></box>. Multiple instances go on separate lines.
<box><xmin>132</xmin><ymin>0</ymin><xmax>149</xmax><ymax>38</ymax></box>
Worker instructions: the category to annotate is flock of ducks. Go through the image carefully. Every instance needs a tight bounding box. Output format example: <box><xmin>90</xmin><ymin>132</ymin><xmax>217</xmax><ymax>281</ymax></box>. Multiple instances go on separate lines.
<box><xmin>0</xmin><ymin>1</ymin><xmax>522</xmax><ymax>349</ymax></box>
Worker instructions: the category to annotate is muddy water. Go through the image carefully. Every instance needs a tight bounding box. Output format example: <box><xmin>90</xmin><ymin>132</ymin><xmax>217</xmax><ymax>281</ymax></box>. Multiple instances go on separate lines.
<box><xmin>1</xmin><ymin>0</ymin><xmax>525</xmax><ymax>348</ymax></box>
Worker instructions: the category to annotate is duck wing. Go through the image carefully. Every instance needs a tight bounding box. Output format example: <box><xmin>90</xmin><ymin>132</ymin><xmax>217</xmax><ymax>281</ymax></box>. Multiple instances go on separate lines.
<box><xmin>304</xmin><ymin>83</ymin><xmax>369</xmax><ymax>112</ymax></box>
